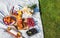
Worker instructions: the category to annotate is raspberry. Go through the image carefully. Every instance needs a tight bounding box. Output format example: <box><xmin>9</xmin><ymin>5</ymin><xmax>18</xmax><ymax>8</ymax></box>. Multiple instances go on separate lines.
<box><xmin>27</xmin><ymin>18</ymin><xmax>35</xmax><ymax>27</ymax></box>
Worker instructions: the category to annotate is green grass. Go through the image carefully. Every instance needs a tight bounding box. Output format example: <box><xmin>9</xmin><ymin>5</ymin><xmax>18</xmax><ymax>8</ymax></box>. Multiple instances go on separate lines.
<box><xmin>39</xmin><ymin>0</ymin><xmax>60</xmax><ymax>38</ymax></box>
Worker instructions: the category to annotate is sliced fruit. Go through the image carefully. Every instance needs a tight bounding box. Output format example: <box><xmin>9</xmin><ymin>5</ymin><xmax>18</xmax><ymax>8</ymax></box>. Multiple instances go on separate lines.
<box><xmin>3</xmin><ymin>16</ymin><xmax>16</xmax><ymax>25</ymax></box>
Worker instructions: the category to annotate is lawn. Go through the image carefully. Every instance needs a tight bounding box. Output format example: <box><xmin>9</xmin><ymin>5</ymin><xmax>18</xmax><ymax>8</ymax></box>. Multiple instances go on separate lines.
<box><xmin>39</xmin><ymin>0</ymin><xmax>60</xmax><ymax>38</ymax></box>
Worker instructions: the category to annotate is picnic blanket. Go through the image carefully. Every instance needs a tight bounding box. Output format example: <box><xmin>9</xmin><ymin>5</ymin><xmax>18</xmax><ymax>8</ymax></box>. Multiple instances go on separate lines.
<box><xmin>0</xmin><ymin>0</ymin><xmax>44</xmax><ymax>38</ymax></box>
